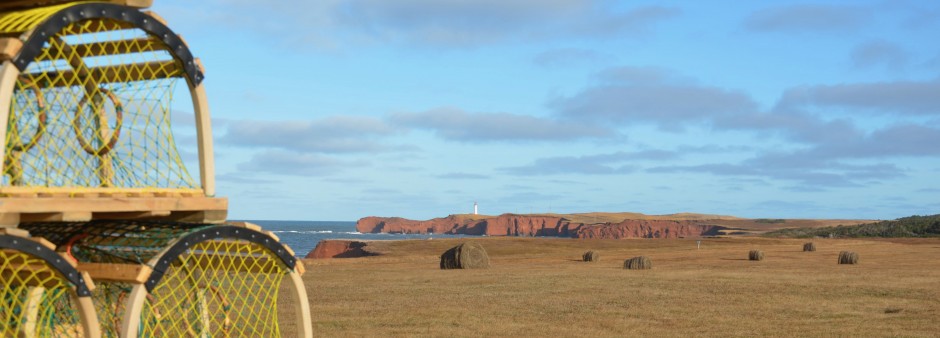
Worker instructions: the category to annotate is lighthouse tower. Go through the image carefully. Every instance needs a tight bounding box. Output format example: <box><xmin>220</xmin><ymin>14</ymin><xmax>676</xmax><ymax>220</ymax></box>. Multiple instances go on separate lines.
<box><xmin>474</xmin><ymin>201</ymin><xmax>479</xmax><ymax>215</ymax></box>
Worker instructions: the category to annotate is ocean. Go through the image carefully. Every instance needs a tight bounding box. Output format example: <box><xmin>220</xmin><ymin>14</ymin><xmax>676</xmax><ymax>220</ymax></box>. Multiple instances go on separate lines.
<box><xmin>241</xmin><ymin>220</ymin><xmax>471</xmax><ymax>257</ymax></box>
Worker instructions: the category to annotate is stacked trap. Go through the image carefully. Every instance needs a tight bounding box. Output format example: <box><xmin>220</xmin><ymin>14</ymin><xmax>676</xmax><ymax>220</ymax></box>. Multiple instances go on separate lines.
<box><xmin>0</xmin><ymin>1</ymin><xmax>311</xmax><ymax>337</ymax></box>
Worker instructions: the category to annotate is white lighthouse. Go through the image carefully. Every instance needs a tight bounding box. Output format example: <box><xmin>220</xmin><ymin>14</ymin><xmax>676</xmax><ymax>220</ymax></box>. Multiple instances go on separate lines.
<box><xmin>473</xmin><ymin>201</ymin><xmax>478</xmax><ymax>215</ymax></box>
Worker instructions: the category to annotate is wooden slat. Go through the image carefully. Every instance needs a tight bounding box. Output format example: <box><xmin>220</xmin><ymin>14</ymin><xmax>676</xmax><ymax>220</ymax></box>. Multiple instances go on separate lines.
<box><xmin>66</xmin><ymin>37</ymin><xmax>166</xmax><ymax>59</ymax></box>
<box><xmin>0</xmin><ymin>227</ymin><xmax>29</xmax><ymax>237</ymax></box>
<box><xmin>295</xmin><ymin>260</ymin><xmax>305</xmax><ymax>276</ymax></box>
<box><xmin>264</xmin><ymin>231</ymin><xmax>280</xmax><ymax>242</ymax></box>
<box><xmin>21</xmin><ymin>211</ymin><xmax>92</xmax><ymax>223</ymax></box>
<box><xmin>28</xmin><ymin>236</ymin><xmax>55</xmax><ymax>250</ymax></box>
<box><xmin>0</xmin><ymin>196</ymin><xmax>227</xmax><ymax>213</ymax></box>
<box><xmin>0</xmin><ymin>38</ymin><xmax>23</xmax><ymax>61</ymax></box>
<box><xmin>23</xmin><ymin>60</ymin><xmax>183</xmax><ymax>89</ymax></box>
<box><xmin>77</xmin><ymin>262</ymin><xmax>151</xmax><ymax>283</ymax></box>
<box><xmin>226</xmin><ymin>221</ymin><xmax>262</xmax><ymax>232</ymax></box>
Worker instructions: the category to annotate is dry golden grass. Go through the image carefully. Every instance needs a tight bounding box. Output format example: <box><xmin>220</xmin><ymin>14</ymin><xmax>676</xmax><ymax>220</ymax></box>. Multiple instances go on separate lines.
<box><xmin>298</xmin><ymin>237</ymin><xmax>940</xmax><ymax>337</ymax></box>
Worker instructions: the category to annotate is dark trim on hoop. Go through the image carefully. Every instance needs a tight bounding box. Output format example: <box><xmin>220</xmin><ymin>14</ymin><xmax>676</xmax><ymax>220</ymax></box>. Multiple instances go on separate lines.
<box><xmin>0</xmin><ymin>234</ymin><xmax>92</xmax><ymax>297</ymax></box>
<box><xmin>145</xmin><ymin>226</ymin><xmax>297</xmax><ymax>292</ymax></box>
<box><xmin>12</xmin><ymin>3</ymin><xmax>204</xmax><ymax>86</ymax></box>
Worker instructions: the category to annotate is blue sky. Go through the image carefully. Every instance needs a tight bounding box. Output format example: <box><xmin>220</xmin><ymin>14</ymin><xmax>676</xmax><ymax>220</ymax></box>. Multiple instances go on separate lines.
<box><xmin>153</xmin><ymin>0</ymin><xmax>940</xmax><ymax>221</ymax></box>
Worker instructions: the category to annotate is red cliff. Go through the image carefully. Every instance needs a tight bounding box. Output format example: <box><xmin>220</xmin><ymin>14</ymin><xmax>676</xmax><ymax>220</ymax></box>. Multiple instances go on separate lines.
<box><xmin>305</xmin><ymin>240</ymin><xmax>379</xmax><ymax>259</ymax></box>
<box><xmin>484</xmin><ymin>214</ymin><xmax>576</xmax><ymax>236</ymax></box>
<box><xmin>573</xmin><ymin>220</ymin><xmax>726</xmax><ymax>239</ymax></box>
<box><xmin>356</xmin><ymin>214</ymin><xmax>728</xmax><ymax>239</ymax></box>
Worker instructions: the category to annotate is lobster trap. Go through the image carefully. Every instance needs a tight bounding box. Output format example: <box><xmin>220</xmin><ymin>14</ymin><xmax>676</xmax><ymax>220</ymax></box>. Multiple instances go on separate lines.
<box><xmin>1</xmin><ymin>228</ymin><xmax>99</xmax><ymax>337</ymax></box>
<box><xmin>0</xmin><ymin>1</ymin><xmax>312</xmax><ymax>337</ymax></box>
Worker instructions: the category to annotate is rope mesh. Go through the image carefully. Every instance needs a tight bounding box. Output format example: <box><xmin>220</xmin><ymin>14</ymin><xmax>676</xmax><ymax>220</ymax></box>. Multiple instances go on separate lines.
<box><xmin>21</xmin><ymin>221</ymin><xmax>293</xmax><ymax>337</ymax></box>
<box><xmin>0</xmin><ymin>249</ymin><xmax>85</xmax><ymax>337</ymax></box>
<box><xmin>4</xmin><ymin>12</ymin><xmax>197</xmax><ymax>192</ymax></box>
<box><xmin>143</xmin><ymin>240</ymin><xmax>287</xmax><ymax>337</ymax></box>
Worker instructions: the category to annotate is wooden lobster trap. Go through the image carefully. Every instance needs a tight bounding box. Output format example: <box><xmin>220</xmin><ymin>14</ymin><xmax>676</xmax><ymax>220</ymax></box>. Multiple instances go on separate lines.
<box><xmin>0</xmin><ymin>1</ymin><xmax>311</xmax><ymax>337</ymax></box>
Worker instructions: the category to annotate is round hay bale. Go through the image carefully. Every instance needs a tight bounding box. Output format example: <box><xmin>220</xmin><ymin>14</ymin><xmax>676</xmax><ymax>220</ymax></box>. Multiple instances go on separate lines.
<box><xmin>623</xmin><ymin>256</ymin><xmax>652</xmax><ymax>270</ymax></box>
<box><xmin>803</xmin><ymin>242</ymin><xmax>816</xmax><ymax>252</ymax></box>
<box><xmin>582</xmin><ymin>250</ymin><xmax>600</xmax><ymax>262</ymax></box>
<box><xmin>838</xmin><ymin>251</ymin><xmax>858</xmax><ymax>264</ymax></box>
<box><xmin>440</xmin><ymin>242</ymin><xmax>490</xmax><ymax>269</ymax></box>
<box><xmin>748</xmin><ymin>250</ymin><xmax>764</xmax><ymax>261</ymax></box>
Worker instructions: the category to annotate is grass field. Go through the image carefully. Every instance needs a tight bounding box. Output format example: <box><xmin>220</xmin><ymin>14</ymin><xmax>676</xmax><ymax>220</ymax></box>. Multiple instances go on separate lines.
<box><xmin>298</xmin><ymin>237</ymin><xmax>940</xmax><ymax>337</ymax></box>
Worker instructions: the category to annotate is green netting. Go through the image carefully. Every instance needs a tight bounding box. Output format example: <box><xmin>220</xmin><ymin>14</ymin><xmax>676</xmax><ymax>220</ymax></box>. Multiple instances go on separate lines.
<box><xmin>20</xmin><ymin>220</ymin><xmax>210</xmax><ymax>264</ymax></box>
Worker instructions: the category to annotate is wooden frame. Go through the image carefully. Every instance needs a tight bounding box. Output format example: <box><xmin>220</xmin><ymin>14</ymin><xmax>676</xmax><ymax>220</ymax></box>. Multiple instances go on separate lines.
<box><xmin>0</xmin><ymin>231</ymin><xmax>100</xmax><ymax>337</ymax></box>
<box><xmin>0</xmin><ymin>5</ymin><xmax>220</xmax><ymax>226</ymax></box>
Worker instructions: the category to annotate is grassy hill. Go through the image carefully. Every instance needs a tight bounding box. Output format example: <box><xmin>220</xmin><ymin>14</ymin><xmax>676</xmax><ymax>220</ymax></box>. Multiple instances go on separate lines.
<box><xmin>764</xmin><ymin>214</ymin><xmax>940</xmax><ymax>238</ymax></box>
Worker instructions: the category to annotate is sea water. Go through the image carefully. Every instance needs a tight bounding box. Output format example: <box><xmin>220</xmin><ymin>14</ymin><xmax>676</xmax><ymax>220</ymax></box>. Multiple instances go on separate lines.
<box><xmin>241</xmin><ymin>220</ymin><xmax>471</xmax><ymax>257</ymax></box>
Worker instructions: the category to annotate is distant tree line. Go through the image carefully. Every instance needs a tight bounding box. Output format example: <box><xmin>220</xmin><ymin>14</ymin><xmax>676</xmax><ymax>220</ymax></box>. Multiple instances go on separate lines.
<box><xmin>763</xmin><ymin>214</ymin><xmax>940</xmax><ymax>238</ymax></box>
<box><xmin>754</xmin><ymin>218</ymin><xmax>786</xmax><ymax>224</ymax></box>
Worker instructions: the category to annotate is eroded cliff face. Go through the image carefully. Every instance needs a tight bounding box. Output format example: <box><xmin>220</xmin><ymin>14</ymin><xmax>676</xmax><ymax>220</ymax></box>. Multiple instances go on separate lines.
<box><xmin>355</xmin><ymin>215</ymin><xmax>485</xmax><ymax>235</ymax></box>
<box><xmin>483</xmin><ymin>214</ymin><xmax>575</xmax><ymax>236</ymax></box>
<box><xmin>305</xmin><ymin>240</ymin><xmax>378</xmax><ymax>259</ymax></box>
<box><xmin>573</xmin><ymin>220</ymin><xmax>727</xmax><ymax>239</ymax></box>
<box><xmin>355</xmin><ymin>214</ymin><xmax>728</xmax><ymax>239</ymax></box>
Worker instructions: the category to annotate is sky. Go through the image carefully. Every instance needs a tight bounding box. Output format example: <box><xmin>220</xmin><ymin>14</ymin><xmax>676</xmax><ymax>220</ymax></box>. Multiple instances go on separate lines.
<box><xmin>152</xmin><ymin>0</ymin><xmax>940</xmax><ymax>221</ymax></box>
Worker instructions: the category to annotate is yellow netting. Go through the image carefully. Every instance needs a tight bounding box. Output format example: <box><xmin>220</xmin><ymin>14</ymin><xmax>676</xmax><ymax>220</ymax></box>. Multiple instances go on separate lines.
<box><xmin>21</xmin><ymin>221</ymin><xmax>301</xmax><ymax>337</ymax></box>
<box><xmin>141</xmin><ymin>240</ymin><xmax>289</xmax><ymax>337</ymax></box>
<box><xmin>3</xmin><ymin>8</ymin><xmax>197</xmax><ymax>191</ymax></box>
<box><xmin>0</xmin><ymin>249</ymin><xmax>85</xmax><ymax>337</ymax></box>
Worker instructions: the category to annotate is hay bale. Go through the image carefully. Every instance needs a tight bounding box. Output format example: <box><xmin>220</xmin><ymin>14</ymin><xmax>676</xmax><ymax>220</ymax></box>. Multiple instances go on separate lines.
<box><xmin>623</xmin><ymin>256</ymin><xmax>652</xmax><ymax>270</ymax></box>
<box><xmin>803</xmin><ymin>242</ymin><xmax>816</xmax><ymax>252</ymax></box>
<box><xmin>582</xmin><ymin>250</ymin><xmax>600</xmax><ymax>262</ymax></box>
<box><xmin>838</xmin><ymin>251</ymin><xmax>858</xmax><ymax>264</ymax></box>
<box><xmin>748</xmin><ymin>250</ymin><xmax>764</xmax><ymax>261</ymax></box>
<box><xmin>440</xmin><ymin>242</ymin><xmax>490</xmax><ymax>269</ymax></box>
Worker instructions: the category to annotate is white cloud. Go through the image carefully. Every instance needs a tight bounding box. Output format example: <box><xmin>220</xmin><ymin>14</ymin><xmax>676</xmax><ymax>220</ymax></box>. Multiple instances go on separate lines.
<box><xmin>390</xmin><ymin>107</ymin><xmax>614</xmax><ymax>142</ymax></box>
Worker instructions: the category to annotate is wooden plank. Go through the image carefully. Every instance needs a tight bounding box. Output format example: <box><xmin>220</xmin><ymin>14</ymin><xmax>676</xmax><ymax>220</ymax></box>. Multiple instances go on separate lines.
<box><xmin>0</xmin><ymin>196</ymin><xmax>227</xmax><ymax>213</ymax></box>
<box><xmin>58</xmin><ymin>251</ymin><xmax>77</xmax><ymax>268</ymax></box>
<box><xmin>77</xmin><ymin>262</ymin><xmax>151</xmax><ymax>283</ymax></box>
<box><xmin>0</xmin><ymin>62</ymin><xmax>20</xmax><ymax>197</ymax></box>
<box><xmin>23</xmin><ymin>60</ymin><xmax>183</xmax><ymax>89</ymax></box>
<box><xmin>0</xmin><ymin>38</ymin><xmax>23</xmax><ymax>61</ymax></box>
<box><xmin>0</xmin><ymin>212</ymin><xmax>21</xmax><ymax>227</ymax></box>
<box><xmin>92</xmin><ymin>210</ymin><xmax>173</xmax><ymax>219</ymax></box>
<box><xmin>295</xmin><ymin>259</ymin><xmax>305</xmax><ymax>276</ymax></box>
<box><xmin>120</xmin><ymin>284</ymin><xmax>148</xmax><ymax>338</ymax></box>
<box><xmin>163</xmin><ymin>210</ymin><xmax>227</xmax><ymax>224</ymax></box>
<box><xmin>23</xmin><ymin>287</ymin><xmax>45</xmax><ymax>336</ymax></box>
<box><xmin>20</xmin><ymin>211</ymin><xmax>93</xmax><ymax>223</ymax></box>
<box><xmin>190</xmin><ymin>83</ymin><xmax>216</xmax><ymax>196</ymax></box>
<box><xmin>264</xmin><ymin>230</ymin><xmax>280</xmax><ymax>242</ymax></box>
<box><xmin>28</xmin><ymin>236</ymin><xmax>55</xmax><ymax>250</ymax></box>
<box><xmin>282</xmin><ymin>243</ymin><xmax>296</xmax><ymax>258</ymax></box>
<box><xmin>142</xmin><ymin>10</ymin><xmax>168</xmax><ymax>26</ymax></box>
<box><xmin>80</xmin><ymin>271</ymin><xmax>95</xmax><ymax>292</ymax></box>
<box><xmin>66</xmin><ymin>37</ymin><xmax>166</xmax><ymax>58</ymax></box>
<box><xmin>0</xmin><ymin>227</ymin><xmax>29</xmax><ymax>237</ymax></box>
<box><xmin>226</xmin><ymin>221</ymin><xmax>262</xmax><ymax>232</ymax></box>
<box><xmin>74</xmin><ymin>294</ymin><xmax>101</xmax><ymax>338</ymax></box>
<box><xmin>287</xmin><ymin>270</ymin><xmax>313</xmax><ymax>338</ymax></box>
